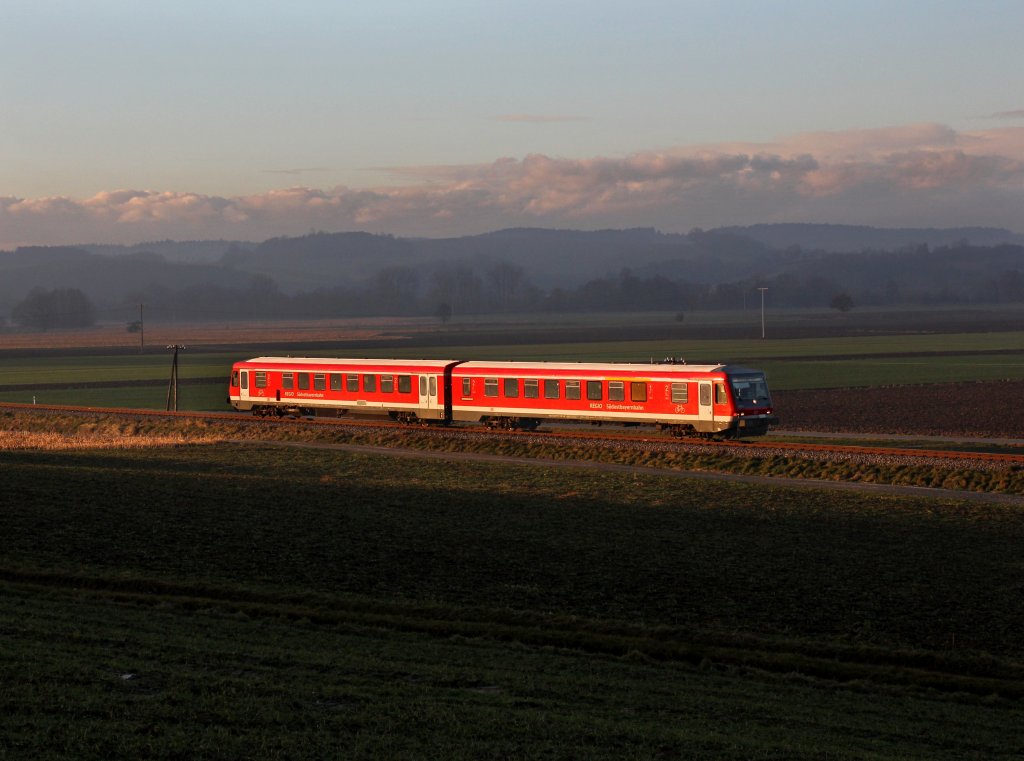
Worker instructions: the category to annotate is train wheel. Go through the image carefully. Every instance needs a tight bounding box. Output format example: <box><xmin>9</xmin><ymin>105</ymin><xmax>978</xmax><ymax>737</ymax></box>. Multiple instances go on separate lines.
<box><xmin>665</xmin><ymin>425</ymin><xmax>696</xmax><ymax>438</ymax></box>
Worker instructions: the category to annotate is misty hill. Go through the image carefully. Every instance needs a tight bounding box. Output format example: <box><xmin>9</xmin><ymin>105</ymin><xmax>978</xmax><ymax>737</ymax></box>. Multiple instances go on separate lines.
<box><xmin>217</xmin><ymin>228</ymin><xmax>699</xmax><ymax>290</ymax></box>
<box><xmin>81</xmin><ymin>239</ymin><xmax>254</xmax><ymax>264</ymax></box>
<box><xmin>2</xmin><ymin>224</ymin><xmax>1024</xmax><ymax>320</ymax></box>
<box><xmin>0</xmin><ymin>247</ymin><xmax>240</xmax><ymax>313</ymax></box>
<box><xmin>220</xmin><ymin>232</ymin><xmax>416</xmax><ymax>290</ymax></box>
<box><xmin>716</xmin><ymin>223</ymin><xmax>1024</xmax><ymax>252</ymax></box>
<box><xmin>212</xmin><ymin>227</ymin><xmax>826</xmax><ymax>290</ymax></box>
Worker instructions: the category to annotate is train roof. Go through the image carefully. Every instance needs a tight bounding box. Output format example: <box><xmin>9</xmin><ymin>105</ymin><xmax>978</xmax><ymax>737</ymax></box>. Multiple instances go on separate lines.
<box><xmin>239</xmin><ymin>356</ymin><xmax>459</xmax><ymax>367</ymax></box>
<box><xmin>453</xmin><ymin>360</ymin><xmax>731</xmax><ymax>374</ymax></box>
<box><xmin>236</xmin><ymin>357</ymin><xmax>765</xmax><ymax>377</ymax></box>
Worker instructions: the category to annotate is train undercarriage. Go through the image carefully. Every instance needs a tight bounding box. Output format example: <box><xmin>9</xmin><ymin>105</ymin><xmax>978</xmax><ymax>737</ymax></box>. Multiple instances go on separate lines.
<box><xmin>243</xmin><ymin>403</ymin><xmax>775</xmax><ymax>440</ymax></box>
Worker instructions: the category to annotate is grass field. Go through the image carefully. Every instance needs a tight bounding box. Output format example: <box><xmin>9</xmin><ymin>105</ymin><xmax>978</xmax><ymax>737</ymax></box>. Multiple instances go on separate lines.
<box><xmin>2</xmin><ymin>439</ymin><xmax>1023</xmax><ymax>758</ymax></box>
<box><xmin>3</xmin><ymin>308</ymin><xmax>1024</xmax><ymax>755</ymax></box>
<box><xmin>0</xmin><ymin>383</ymin><xmax>231</xmax><ymax>411</ymax></box>
<box><xmin>1</xmin><ymin>309</ymin><xmax>1024</xmax><ymax>410</ymax></box>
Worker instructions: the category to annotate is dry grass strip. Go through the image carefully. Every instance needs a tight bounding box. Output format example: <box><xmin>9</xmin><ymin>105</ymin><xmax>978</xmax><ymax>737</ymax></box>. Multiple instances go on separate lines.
<box><xmin>0</xmin><ymin>430</ymin><xmax>225</xmax><ymax>451</ymax></box>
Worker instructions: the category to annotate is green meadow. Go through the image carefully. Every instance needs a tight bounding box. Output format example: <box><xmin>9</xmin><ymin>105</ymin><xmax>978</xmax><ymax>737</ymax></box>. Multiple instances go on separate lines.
<box><xmin>2</xmin><ymin>439</ymin><xmax>1023</xmax><ymax>758</ymax></box>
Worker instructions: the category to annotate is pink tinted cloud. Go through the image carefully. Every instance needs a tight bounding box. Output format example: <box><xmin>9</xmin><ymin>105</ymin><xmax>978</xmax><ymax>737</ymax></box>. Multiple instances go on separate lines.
<box><xmin>2</xmin><ymin>123</ymin><xmax>1023</xmax><ymax>247</ymax></box>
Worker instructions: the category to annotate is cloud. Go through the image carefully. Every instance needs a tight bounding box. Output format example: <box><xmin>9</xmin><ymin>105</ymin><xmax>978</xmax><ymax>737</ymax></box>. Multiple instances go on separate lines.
<box><xmin>492</xmin><ymin>114</ymin><xmax>590</xmax><ymax>123</ymax></box>
<box><xmin>261</xmin><ymin>167</ymin><xmax>330</xmax><ymax>176</ymax></box>
<box><xmin>3</xmin><ymin>122</ymin><xmax>1023</xmax><ymax>248</ymax></box>
<box><xmin>991</xmin><ymin>109</ymin><xmax>1024</xmax><ymax>120</ymax></box>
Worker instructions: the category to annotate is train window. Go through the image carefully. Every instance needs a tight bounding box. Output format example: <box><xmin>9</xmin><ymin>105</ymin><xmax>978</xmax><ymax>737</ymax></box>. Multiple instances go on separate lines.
<box><xmin>671</xmin><ymin>382</ymin><xmax>688</xmax><ymax>404</ymax></box>
<box><xmin>631</xmin><ymin>382</ymin><xmax>647</xmax><ymax>402</ymax></box>
<box><xmin>730</xmin><ymin>375</ymin><xmax>769</xmax><ymax>403</ymax></box>
<box><xmin>381</xmin><ymin>375</ymin><xmax>394</xmax><ymax>393</ymax></box>
<box><xmin>298</xmin><ymin>373</ymin><xmax>309</xmax><ymax>390</ymax></box>
<box><xmin>608</xmin><ymin>381</ymin><xmax>625</xmax><ymax>401</ymax></box>
<box><xmin>544</xmin><ymin>379</ymin><xmax>560</xmax><ymax>399</ymax></box>
<box><xmin>429</xmin><ymin>376</ymin><xmax>437</xmax><ymax>396</ymax></box>
<box><xmin>484</xmin><ymin>378</ymin><xmax>498</xmax><ymax>397</ymax></box>
<box><xmin>524</xmin><ymin>379</ymin><xmax>539</xmax><ymax>398</ymax></box>
<box><xmin>255</xmin><ymin>371</ymin><xmax>268</xmax><ymax>389</ymax></box>
<box><xmin>330</xmin><ymin>374</ymin><xmax>342</xmax><ymax>391</ymax></box>
<box><xmin>240</xmin><ymin>371</ymin><xmax>248</xmax><ymax>390</ymax></box>
<box><xmin>363</xmin><ymin>374</ymin><xmax>377</xmax><ymax>392</ymax></box>
<box><xmin>504</xmin><ymin>378</ymin><xmax>519</xmax><ymax>398</ymax></box>
<box><xmin>715</xmin><ymin>383</ymin><xmax>728</xmax><ymax>404</ymax></box>
<box><xmin>462</xmin><ymin>377</ymin><xmax>473</xmax><ymax>396</ymax></box>
<box><xmin>231</xmin><ymin>370</ymin><xmax>239</xmax><ymax>387</ymax></box>
<box><xmin>587</xmin><ymin>380</ymin><xmax>602</xmax><ymax>400</ymax></box>
<box><xmin>346</xmin><ymin>374</ymin><xmax>359</xmax><ymax>392</ymax></box>
<box><xmin>398</xmin><ymin>375</ymin><xmax>411</xmax><ymax>394</ymax></box>
<box><xmin>565</xmin><ymin>380</ymin><xmax>581</xmax><ymax>400</ymax></box>
<box><xmin>282</xmin><ymin>372</ymin><xmax>294</xmax><ymax>390</ymax></box>
<box><xmin>419</xmin><ymin>376</ymin><xmax>427</xmax><ymax>396</ymax></box>
<box><xmin>313</xmin><ymin>373</ymin><xmax>326</xmax><ymax>391</ymax></box>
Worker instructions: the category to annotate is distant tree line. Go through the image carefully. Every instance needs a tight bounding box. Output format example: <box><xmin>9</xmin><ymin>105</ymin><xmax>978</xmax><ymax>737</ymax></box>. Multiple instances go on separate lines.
<box><xmin>105</xmin><ymin>265</ymin><xmax>856</xmax><ymax>322</ymax></box>
<box><xmin>6</xmin><ymin>242</ymin><xmax>1024</xmax><ymax>326</ymax></box>
<box><xmin>103</xmin><ymin>259</ymin><xmax>1024</xmax><ymax>323</ymax></box>
<box><xmin>11</xmin><ymin>287</ymin><xmax>96</xmax><ymax>329</ymax></box>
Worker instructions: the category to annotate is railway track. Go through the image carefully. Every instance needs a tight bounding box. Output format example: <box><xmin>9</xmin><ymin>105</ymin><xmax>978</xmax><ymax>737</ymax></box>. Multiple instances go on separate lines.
<box><xmin>3</xmin><ymin>401</ymin><xmax>1023</xmax><ymax>466</ymax></box>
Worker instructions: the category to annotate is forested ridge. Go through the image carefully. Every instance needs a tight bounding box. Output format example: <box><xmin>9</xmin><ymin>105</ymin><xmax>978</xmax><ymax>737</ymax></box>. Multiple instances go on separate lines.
<box><xmin>3</xmin><ymin>225</ymin><xmax>1023</xmax><ymax>326</ymax></box>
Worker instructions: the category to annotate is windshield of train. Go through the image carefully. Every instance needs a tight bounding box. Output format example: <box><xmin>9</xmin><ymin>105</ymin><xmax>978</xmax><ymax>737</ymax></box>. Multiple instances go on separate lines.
<box><xmin>729</xmin><ymin>374</ymin><xmax>771</xmax><ymax>409</ymax></box>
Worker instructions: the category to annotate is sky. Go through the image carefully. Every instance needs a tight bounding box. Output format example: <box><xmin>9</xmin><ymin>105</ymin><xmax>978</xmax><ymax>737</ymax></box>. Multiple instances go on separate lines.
<box><xmin>2</xmin><ymin>0</ymin><xmax>1023</xmax><ymax>248</ymax></box>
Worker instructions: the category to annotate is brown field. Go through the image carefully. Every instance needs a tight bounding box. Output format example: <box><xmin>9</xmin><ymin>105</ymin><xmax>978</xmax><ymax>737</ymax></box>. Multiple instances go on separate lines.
<box><xmin>0</xmin><ymin>317</ymin><xmax>429</xmax><ymax>350</ymax></box>
<box><xmin>775</xmin><ymin>380</ymin><xmax>1024</xmax><ymax>439</ymax></box>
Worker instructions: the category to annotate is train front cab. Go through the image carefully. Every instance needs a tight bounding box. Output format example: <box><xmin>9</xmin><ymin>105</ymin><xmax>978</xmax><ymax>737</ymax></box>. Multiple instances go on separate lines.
<box><xmin>664</xmin><ymin>368</ymin><xmax>776</xmax><ymax>438</ymax></box>
<box><xmin>721</xmin><ymin>367</ymin><xmax>778</xmax><ymax>437</ymax></box>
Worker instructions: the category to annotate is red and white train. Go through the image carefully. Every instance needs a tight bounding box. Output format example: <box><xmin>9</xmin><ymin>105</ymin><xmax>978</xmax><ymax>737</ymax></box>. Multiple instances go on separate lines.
<box><xmin>228</xmin><ymin>356</ymin><xmax>778</xmax><ymax>438</ymax></box>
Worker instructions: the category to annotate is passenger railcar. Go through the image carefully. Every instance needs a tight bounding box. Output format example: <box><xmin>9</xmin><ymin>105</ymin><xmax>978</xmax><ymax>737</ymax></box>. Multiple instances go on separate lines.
<box><xmin>228</xmin><ymin>357</ymin><xmax>459</xmax><ymax>422</ymax></box>
<box><xmin>450</xmin><ymin>361</ymin><xmax>775</xmax><ymax>437</ymax></box>
<box><xmin>227</xmin><ymin>356</ymin><xmax>777</xmax><ymax>438</ymax></box>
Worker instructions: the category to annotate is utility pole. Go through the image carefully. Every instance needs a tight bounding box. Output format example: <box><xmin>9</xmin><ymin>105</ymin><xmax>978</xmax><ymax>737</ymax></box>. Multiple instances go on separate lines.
<box><xmin>166</xmin><ymin>344</ymin><xmax>185</xmax><ymax>411</ymax></box>
<box><xmin>758</xmin><ymin>287</ymin><xmax>768</xmax><ymax>339</ymax></box>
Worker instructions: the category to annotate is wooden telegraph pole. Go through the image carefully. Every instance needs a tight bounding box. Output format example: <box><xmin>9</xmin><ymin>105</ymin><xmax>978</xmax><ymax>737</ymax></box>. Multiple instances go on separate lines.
<box><xmin>166</xmin><ymin>344</ymin><xmax>186</xmax><ymax>411</ymax></box>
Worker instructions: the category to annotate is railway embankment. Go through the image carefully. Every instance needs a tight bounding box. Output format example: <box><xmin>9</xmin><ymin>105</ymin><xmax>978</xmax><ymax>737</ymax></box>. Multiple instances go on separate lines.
<box><xmin>2</xmin><ymin>404</ymin><xmax>1023</xmax><ymax>500</ymax></box>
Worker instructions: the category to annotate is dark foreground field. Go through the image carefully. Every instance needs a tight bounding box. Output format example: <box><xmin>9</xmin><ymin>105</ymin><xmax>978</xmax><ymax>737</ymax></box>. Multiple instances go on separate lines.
<box><xmin>2</xmin><ymin>440</ymin><xmax>1023</xmax><ymax>759</ymax></box>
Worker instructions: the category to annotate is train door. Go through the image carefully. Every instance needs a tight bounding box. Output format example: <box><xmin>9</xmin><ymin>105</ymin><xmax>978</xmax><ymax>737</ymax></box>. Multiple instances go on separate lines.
<box><xmin>698</xmin><ymin>381</ymin><xmax>714</xmax><ymax>430</ymax></box>
<box><xmin>238</xmin><ymin>370</ymin><xmax>251</xmax><ymax>405</ymax></box>
<box><xmin>418</xmin><ymin>374</ymin><xmax>440</xmax><ymax>419</ymax></box>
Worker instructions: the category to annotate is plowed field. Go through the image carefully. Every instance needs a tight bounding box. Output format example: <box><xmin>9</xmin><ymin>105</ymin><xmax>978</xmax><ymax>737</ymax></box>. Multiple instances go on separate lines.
<box><xmin>774</xmin><ymin>380</ymin><xmax>1024</xmax><ymax>438</ymax></box>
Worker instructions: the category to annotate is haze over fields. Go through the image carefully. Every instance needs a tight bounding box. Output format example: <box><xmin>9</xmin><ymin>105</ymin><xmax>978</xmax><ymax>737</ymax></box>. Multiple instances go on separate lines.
<box><xmin>2</xmin><ymin>2</ymin><xmax>1023</xmax><ymax>248</ymax></box>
